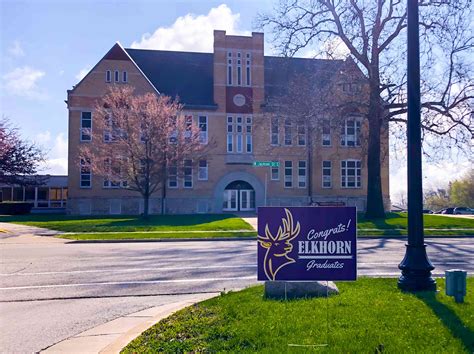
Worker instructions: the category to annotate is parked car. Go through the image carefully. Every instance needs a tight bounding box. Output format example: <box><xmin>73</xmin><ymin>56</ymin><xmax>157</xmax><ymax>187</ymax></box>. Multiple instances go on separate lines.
<box><xmin>453</xmin><ymin>207</ymin><xmax>474</xmax><ymax>215</ymax></box>
<box><xmin>422</xmin><ymin>209</ymin><xmax>433</xmax><ymax>214</ymax></box>
<box><xmin>436</xmin><ymin>207</ymin><xmax>454</xmax><ymax>214</ymax></box>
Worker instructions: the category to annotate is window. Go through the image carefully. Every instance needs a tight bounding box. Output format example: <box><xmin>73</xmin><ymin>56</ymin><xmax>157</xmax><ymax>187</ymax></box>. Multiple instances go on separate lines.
<box><xmin>284</xmin><ymin>161</ymin><xmax>293</xmax><ymax>188</ymax></box>
<box><xmin>198</xmin><ymin>116</ymin><xmax>208</xmax><ymax>144</ymax></box>
<box><xmin>297</xmin><ymin>124</ymin><xmax>306</xmax><ymax>146</ymax></box>
<box><xmin>183</xmin><ymin>159</ymin><xmax>193</xmax><ymax>188</ymax></box>
<box><xmin>341</xmin><ymin>118</ymin><xmax>361</xmax><ymax>147</ymax></box>
<box><xmin>237</xmin><ymin>65</ymin><xmax>242</xmax><ymax>86</ymax></box>
<box><xmin>322</xmin><ymin>161</ymin><xmax>332</xmax><ymax>188</ymax></box>
<box><xmin>246</xmin><ymin>117</ymin><xmax>252</xmax><ymax>153</ymax></box>
<box><xmin>341</xmin><ymin>160</ymin><xmax>361</xmax><ymax>188</ymax></box>
<box><xmin>103</xmin><ymin>158</ymin><xmax>126</xmax><ymax>188</ymax></box>
<box><xmin>168</xmin><ymin>163</ymin><xmax>178</xmax><ymax>188</ymax></box>
<box><xmin>80</xmin><ymin>112</ymin><xmax>92</xmax><ymax>141</ymax></box>
<box><xmin>322</xmin><ymin>119</ymin><xmax>331</xmax><ymax>146</ymax></box>
<box><xmin>106</xmin><ymin>70</ymin><xmax>111</xmax><ymax>82</ymax></box>
<box><xmin>227</xmin><ymin>52</ymin><xmax>233</xmax><ymax>86</ymax></box>
<box><xmin>185</xmin><ymin>115</ymin><xmax>193</xmax><ymax>141</ymax></box>
<box><xmin>271</xmin><ymin>162</ymin><xmax>279</xmax><ymax>180</ymax></box>
<box><xmin>236</xmin><ymin>117</ymin><xmax>243</xmax><ymax>153</ymax></box>
<box><xmin>227</xmin><ymin>116</ymin><xmax>233</xmax><ymax>152</ymax></box>
<box><xmin>198</xmin><ymin>159</ymin><xmax>208</xmax><ymax>180</ymax></box>
<box><xmin>271</xmin><ymin>117</ymin><xmax>279</xmax><ymax>145</ymax></box>
<box><xmin>298</xmin><ymin>161</ymin><xmax>307</xmax><ymax>188</ymax></box>
<box><xmin>122</xmin><ymin>71</ymin><xmax>127</xmax><ymax>82</ymax></box>
<box><xmin>80</xmin><ymin>158</ymin><xmax>91</xmax><ymax>188</ymax></box>
<box><xmin>246</xmin><ymin>53</ymin><xmax>251</xmax><ymax>86</ymax></box>
<box><xmin>114</xmin><ymin>70</ymin><xmax>119</xmax><ymax>82</ymax></box>
<box><xmin>284</xmin><ymin>119</ymin><xmax>292</xmax><ymax>146</ymax></box>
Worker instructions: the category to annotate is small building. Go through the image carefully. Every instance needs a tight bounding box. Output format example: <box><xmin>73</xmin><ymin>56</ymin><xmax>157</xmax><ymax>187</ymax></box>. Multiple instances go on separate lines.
<box><xmin>0</xmin><ymin>175</ymin><xmax>68</xmax><ymax>212</ymax></box>
<box><xmin>66</xmin><ymin>31</ymin><xmax>390</xmax><ymax>215</ymax></box>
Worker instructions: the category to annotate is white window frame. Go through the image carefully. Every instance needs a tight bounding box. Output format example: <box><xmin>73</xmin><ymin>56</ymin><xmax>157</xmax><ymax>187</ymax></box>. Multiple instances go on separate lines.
<box><xmin>80</xmin><ymin>158</ymin><xmax>91</xmax><ymax>188</ymax></box>
<box><xmin>198</xmin><ymin>115</ymin><xmax>208</xmax><ymax>144</ymax></box>
<box><xmin>236</xmin><ymin>116</ymin><xmax>243</xmax><ymax>153</ymax></box>
<box><xmin>80</xmin><ymin>111</ymin><xmax>92</xmax><ymax>142</ymax></box>
<box><xmin>298</xmin><ymin>160</ymin><xmax>307</xmax><ymax>188</ymax></box>
<box><xmin>103</xmin><ymin>158</ymin><xmax>126</xmax><ymax>189</ymax></box>
<box><xmin>341</xmin><ymin>117</ymin><xmax>361</xmax><ymax>147</ymax></box>
<box><xmin>106</xmin><ymin>70</ymin><xmax>111</xmax><ymax>83</ymax></box>
<box><xmin>183</xmin><ymin>159</ymin><xmax>193</xmax><ymax>188</ymax></box>
<box><xmin>271</xmin><ymin>117</ymin><xmax>279</xmax><ymax>145</ymax></box>
<box><xmin>114</xmin><ymin>70</ymin><xmax>119</xmax><ymax>82</ymax></box>
<box><xmin>284</xmin><ymin>160</ymin><xmax>293</xmax><ymax>188</ymax></box>
<box><xmin>122</xmin><ymin>71</ymin><xmax>127</xmax><ymax>82</ymax></box>
<box><xmin>297</xmin><ymin>124</ymin><xmax>306</xmax><ymax>146</ymax></box>
<box><xmin>322</xmin><ymin>160</ymin><xmax>332</xmax><ymax>188</ymax></box>
<box><xmin>168</xmin><ymin>163</ymin><xmax>178</xmax><ymax>188</ymax></box>
<box><xmin>227</xmin><ymin>116</ymin><xmax>233</xmax><ymax>152</ymax></box>
<box><xmin>198</xmin><ymin>159</ymin><xmax>208</xmax><ymax>181</ymax></box>
<box><xmin>284</xmin><ymin>119</ymin><xmax>292</xmax><ymax>146</ymax></box>
<box><xmin>246</xmin><ymin>116</ymin><xmax>252</xmax><ymax>153</ymax></box>
<box><xmin>341</xmin><ymin>159</ymin><xmax>361</xmax><ymax>188</ymax></box>
<box><xmin>237</xmin><ymin>55</ymin><xmax>242</xmax><ymax>86</ymax></box>
<box><xmin>246</xmin><ymin>53</ymin><xmax>251</xmax><ymax>86</ymax></box>
<box><xmin>271</xmin><ymin>162</ymin><xmax>280</xmax><ymax>181</ymax></box>
<box><xmin>322</xmin><ymin>119</ymin><xmax>331</xmax><ymax>146</ymax></box>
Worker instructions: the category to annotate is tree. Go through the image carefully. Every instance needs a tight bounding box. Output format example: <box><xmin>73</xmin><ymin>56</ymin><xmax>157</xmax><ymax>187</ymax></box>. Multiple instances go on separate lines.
<box><xmin>259</xmin><ymin>0</ymin><xmax>473</xmax><ymax>218</ymax></box>
<box><xmin>423</xmin><ymin>188</ymin><xmax>450</xmax><ymax>211</ymax></box>
<box><xmin>79</xmin><ymin>86</ymin><xmax>205</xmax><ymax>217</ymax></box>
<box><xmin>0</xmin><ymin>117</ymin><xmax>45</xmax><ymax>185</ymax></box>
<box><xmin>449</xmin><ymin>169</ymin><xmax>474</xmax><ymax>207</ymax></box>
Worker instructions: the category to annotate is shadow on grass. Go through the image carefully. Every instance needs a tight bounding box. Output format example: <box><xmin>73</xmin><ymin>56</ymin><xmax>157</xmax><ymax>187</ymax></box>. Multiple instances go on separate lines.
<box><xmin>416</xmin><ymin>292</ymin><xmax>474</xmax><ymax>352</ymax></box>
<box><xmin>357</xmin><ymin>212</ymin><xmax>404</xmax><ymax>236</ymax></box>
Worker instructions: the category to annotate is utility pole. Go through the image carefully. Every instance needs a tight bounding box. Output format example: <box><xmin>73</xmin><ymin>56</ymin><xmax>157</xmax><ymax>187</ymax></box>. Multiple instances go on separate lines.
<box><xmin>398</xmin><ymin>0</ymin><xmax>436</xmax><ymax>291</ymax></box>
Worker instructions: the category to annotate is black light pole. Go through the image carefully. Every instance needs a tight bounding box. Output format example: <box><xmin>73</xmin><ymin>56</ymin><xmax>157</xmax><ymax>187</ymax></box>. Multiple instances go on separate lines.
<box><xmin>398</xmin><ymin>0</ymin><xmax>436</xmax><ymax>291</ymax></box>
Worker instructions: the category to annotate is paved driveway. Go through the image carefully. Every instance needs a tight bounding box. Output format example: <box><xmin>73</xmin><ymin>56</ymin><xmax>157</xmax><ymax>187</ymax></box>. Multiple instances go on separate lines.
<box><xmin>0</xmin><ymin>229</ymin><xmax>472</xmax><ymax>352</ymax></box>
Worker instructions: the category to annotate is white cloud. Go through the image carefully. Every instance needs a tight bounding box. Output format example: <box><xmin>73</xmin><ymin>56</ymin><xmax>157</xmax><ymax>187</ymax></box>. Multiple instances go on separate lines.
<box><xmin>38</xmin><ymin>132</ymin><xmax>68</xmax><ymax>175</ymax></box>
<box><xmin>75</xmin><ymin>65</ymin><xmax>92</xmax><ymax>81</ymax></box>
<box><xmin>390</xmin><ymin>158</ymin><xmax>471</xmax><ymax>204</ymax></box>
<box><xmin>2</xmin><ymin>66</ymin><xmax>47</xmax><ymax>100</ymax></box>
<box><xmin>35</xmin><ymin>130</ymin><xmax>51</xmax><ymax>144</ymax></box>
<box><xmin>8</xmin><ymin>40</ymin><xmax>25</xmax><ymax>57</ymax></box>
<box><xmin>131</xmin><ymin>4</ymin><xmax>250</xmax><ymax>52</ymax></box>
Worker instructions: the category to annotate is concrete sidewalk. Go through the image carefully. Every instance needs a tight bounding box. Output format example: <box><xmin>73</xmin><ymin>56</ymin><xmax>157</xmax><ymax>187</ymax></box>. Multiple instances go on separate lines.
<box><xmin>42</xmin><ymin>292</ymin><xmax>219</xmax><ymax>354</ymax></box>
<box><xmin>0</xmin><ymin>222</ymin><xmax>66</xmax><ymax>244</ymax></box>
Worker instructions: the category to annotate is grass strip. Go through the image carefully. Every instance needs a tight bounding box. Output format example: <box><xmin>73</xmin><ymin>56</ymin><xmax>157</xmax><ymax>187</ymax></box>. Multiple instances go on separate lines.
<box><xmin>123</xmin><ymin>277</ymin><xmax>474</xmax><ymax>353</ymax></box>
<box><xmin>59</xmin><ymin>231</ymin><xmax>257</xmax><ymax>240</ymax></box>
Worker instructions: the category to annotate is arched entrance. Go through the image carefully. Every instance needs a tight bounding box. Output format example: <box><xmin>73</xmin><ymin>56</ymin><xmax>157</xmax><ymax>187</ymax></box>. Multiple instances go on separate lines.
<box><xmin>223</xmin><ymin>180</ymin><xmax>255</xmax><ymax>211</ymax></box>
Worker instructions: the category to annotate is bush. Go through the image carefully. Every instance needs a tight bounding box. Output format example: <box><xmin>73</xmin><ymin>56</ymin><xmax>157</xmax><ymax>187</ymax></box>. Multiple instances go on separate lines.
<box><xmin>0</xmin><ymin>202</ymin><xmax>33</xmax><ymax>215</ymax></box>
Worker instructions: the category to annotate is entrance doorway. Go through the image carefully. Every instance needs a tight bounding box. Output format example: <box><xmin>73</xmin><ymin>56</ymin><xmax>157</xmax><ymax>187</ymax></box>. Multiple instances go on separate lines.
<box><xmin>223</xmin><ymin>180</ymin><xmax>255</xmax><ymax>212</ymax></box>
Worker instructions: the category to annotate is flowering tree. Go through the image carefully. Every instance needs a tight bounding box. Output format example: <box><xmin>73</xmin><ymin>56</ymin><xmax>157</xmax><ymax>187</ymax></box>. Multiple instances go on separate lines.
<box><xmin>79</xmin><ymin>86</ymin><xmax>205</xmax><ymax>217</ymax></box>
<box><xmin>0</xmin><ymin>117</ymin><xmax>45</xmax><ymax>185</ymax></box>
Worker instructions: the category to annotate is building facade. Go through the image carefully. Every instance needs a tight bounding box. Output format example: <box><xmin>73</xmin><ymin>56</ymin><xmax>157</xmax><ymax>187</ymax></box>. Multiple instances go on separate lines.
<box><xmin>67</xmin><ymin>31</ymin><xmax>390</xmax><ymax>215</ymax></box>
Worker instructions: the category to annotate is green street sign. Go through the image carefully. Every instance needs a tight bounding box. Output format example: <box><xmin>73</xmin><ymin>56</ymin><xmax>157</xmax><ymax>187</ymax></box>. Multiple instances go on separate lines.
<box><xmin>253</xmin><ymin>161</ymin><xmax>280</xmax><ymax>167</ymax></box>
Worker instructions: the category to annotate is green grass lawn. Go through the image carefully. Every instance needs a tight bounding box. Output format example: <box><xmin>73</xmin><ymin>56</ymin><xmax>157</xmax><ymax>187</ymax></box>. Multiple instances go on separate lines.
<box><xmin>123</xmin><ymin>278</ymin><xmax>474</xmax><ymax>353</ymax></box>
<box><xmin>0</xmin><ymin>214</ymin><xmax>253</xmax><ymax>233</ymax></box>
<box><xmin>60</xmin><ymin>231</ymin><xmax>257</xmax><ymax>240</ymax></box>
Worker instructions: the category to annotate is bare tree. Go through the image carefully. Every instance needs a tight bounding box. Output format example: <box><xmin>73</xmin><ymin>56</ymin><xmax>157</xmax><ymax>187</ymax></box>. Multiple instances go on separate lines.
<box><xmin>259</xmin><ymin>0</ymin><xmax>473</xmax><ymax>218</ymax></box>
<box><xmin>79</xmin><ymin>86</ymin><xmax>205</xmax><ymax>217</ymax></box>
<box><xmin>0</xmin><ymin>117</ymin><xmax>45</xmax><ymax>185</ymax></box>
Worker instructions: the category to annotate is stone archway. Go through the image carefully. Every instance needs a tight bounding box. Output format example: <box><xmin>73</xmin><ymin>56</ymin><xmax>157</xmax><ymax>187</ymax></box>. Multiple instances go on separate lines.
<box><xmin>213</xmin><ymin>171</ymin><xmax>264</xmax><ymax>213</ymax></box>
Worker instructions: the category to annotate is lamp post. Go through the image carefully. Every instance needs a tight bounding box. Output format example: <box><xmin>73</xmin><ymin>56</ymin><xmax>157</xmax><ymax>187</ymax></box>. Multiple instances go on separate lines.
<box><xmin>398</xmin><ymin>0</ymin><xmax>436</xmax><ymax>291</ymax></box>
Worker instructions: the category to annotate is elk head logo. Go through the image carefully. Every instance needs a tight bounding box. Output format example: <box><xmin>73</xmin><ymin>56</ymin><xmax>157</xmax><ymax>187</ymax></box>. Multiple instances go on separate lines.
<box><xmin>258</xmin><ymin>208</ymin><xmax>301</xmax><ymax>281</ymax></box>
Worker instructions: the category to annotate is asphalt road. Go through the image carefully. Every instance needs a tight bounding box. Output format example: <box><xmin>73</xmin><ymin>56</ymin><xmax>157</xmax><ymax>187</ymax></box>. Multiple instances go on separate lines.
<box><xmin>1</xmin><ymin>237</ymin><xmax>473</xmax><ymax>353</ymax></box>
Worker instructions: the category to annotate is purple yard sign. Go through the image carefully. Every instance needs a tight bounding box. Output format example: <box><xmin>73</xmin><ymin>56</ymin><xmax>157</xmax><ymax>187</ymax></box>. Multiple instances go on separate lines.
<box><xmin>257</xmin><ymin>207</ymin><xmax>357</xmax><ymax>281</ymax></box>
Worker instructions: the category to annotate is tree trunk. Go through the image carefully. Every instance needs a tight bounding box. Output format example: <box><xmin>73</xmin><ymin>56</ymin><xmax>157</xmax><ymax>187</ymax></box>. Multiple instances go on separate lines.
<box><xmin>143</xmin><ymin>194</ymin><xmax>149</xmax><ymax>219</ymax></box>
<box><xmin>365</xmin><ymin>88</ymin><xmax>386</xmax><ymax>218</ymax></box>
<box><xmin>161</xmin><ymin>182</ymin><xmax>166</xmax><ymax>215</ymax></box>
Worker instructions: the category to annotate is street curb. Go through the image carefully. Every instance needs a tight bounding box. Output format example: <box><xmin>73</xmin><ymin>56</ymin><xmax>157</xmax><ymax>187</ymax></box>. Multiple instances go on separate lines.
<box><xmin>64</xmin><ymin>234</ymin><xmax>474</xmax><ymax>243</ymax></box>
<box><xmin>42</xmin><ymin>293</ymin><xmax>220</xmax><ymax>354</ymax></box>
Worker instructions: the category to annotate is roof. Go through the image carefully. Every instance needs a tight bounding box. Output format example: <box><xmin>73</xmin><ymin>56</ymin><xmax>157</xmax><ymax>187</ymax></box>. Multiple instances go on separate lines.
<box><xmin>124</xmin><ymin>48</ymin><xmax>346</xmax><ymax>108</ymax></box>
<box><xmin>125</xmin><ymin>49</ymin><xmax>216</xmax><ymax>109</ymax></box>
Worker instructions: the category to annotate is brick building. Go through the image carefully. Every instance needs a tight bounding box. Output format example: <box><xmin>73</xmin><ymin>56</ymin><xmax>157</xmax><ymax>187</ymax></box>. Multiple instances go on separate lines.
<box><xmin>66</xmin><ymin>30</ymin><xmax>390</xmax><ymax>215</ymax></box>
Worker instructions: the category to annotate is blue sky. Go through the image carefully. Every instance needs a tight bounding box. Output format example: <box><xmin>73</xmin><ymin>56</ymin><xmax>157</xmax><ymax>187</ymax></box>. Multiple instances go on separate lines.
<box><xmin>0</xmin><ymin>0</ymin><xmax>470</xmax><ymax>203</ymax></box>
